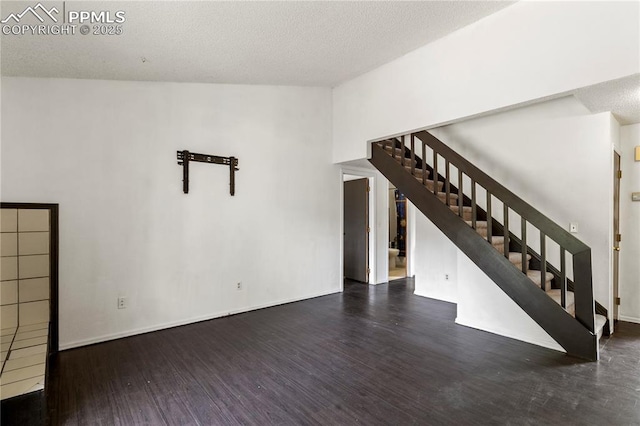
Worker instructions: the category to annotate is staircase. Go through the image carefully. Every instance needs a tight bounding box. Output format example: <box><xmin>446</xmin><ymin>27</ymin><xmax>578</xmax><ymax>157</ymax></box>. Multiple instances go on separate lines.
<box><xmin>369</xmin><ymin>131</ymin><xmax>607</xmax><ymax>361</ymax></box>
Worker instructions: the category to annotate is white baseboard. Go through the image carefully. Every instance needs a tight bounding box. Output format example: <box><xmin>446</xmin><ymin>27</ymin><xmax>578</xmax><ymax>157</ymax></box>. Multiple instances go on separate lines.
<box><xmin>455</xmin><ymin>316</ymin><xmax>566</xmax><ymax>353</ymax></box>
<box><xmin>59</xmin><ymin>289</ymin><xmax>340</xmax><ymax>351</ymax></box>
<box><xmin>413</xmin><ymin>289</ymin><xmax>457</xmax><ymax>304</ymax></box>
<box><xmin>619</xmin><ymin>315</ymin><xmax>640</xmax><ymax>324</ymax></box>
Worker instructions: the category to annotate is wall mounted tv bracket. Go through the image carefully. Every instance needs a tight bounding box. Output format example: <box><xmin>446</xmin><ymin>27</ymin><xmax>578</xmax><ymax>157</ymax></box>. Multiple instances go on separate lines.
<box><xmin>176</xmin><ymin>150</ymin><xmax>239</xmax><ymax>196</ymax></box>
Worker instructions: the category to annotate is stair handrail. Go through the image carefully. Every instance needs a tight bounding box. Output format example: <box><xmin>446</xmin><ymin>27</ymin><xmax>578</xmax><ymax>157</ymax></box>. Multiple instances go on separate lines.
<box><xmin>409</xmin><ymin>131</ymin><xmax>595</xmax><ymax>332</ymax></box>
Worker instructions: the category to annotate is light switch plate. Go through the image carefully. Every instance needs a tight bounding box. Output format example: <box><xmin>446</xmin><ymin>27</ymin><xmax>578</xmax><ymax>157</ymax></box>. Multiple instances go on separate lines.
<box><xmin>632</xmin><ymin>192</ymin><xmax>640</xmax><ymax>201</ymax></box>
<box><xmin>570</xmin><ymin>223</ymin><xmax>578</xmax><ymax>233</ymax></box>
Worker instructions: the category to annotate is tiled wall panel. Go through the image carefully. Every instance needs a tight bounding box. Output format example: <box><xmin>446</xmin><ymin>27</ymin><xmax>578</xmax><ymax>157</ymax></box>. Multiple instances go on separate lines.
<box><xmin>0</xmin><ymin>210</ymin><xmax>17</xmax><ymax>233</ymax></box>
<box><xmin>17</xmin><ymin>210</ymin><xmax>49</xmax><ymax>232</ymax></box>
<box><xmin>19</xmin><ymin>301</ymin><xmax>49</xmax><ymax>326</ymax></box>
<box><xmin>1</xmin><ymin>281</ymin><xmax>18</xmax><ymax>305</ymax></box>
<box><xmin>1</xmin><ymin>257</ymin><xmax>18</xmax><ymax>281</ymax></box>
<box><xmin>18</xmin><ymin>232</ymin><xmax>49</xmax><ymax>256</ymax></box>
<box><xmin>18</xmin><ymin>255</ymin><xmax>49</xmax><ymax>280</ymax></box>
<box><xmin>1</xmin><ymin>208</ymin><xmax>51</xmax><ymax>400</ymax></box>
<box><xmin>1</xmin><ymin>233</ymin><xmax>17</xmax><ymax>256</ymax></box>
<box><xmin>0</xmin><ymin>305</ymin><xmax>18</xmax><ymax>329</ymax></box>
<box><xmin>19</xmin><ymin>278</ymin><xmax>49</xmax><ymax>303</ymax></box>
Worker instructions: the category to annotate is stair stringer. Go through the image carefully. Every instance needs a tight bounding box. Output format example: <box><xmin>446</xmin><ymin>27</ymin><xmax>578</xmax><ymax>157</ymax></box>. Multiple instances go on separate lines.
<box><xmin>369</xmin><ymin>144</ymin><xmax>598</xmax><ymax>361</ymax></box>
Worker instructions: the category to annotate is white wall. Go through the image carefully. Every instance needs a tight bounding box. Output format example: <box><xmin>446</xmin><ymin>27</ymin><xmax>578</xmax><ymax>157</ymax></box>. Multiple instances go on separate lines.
<box><xmin>1</xmin><ymin>77</ymin><xmax>340</xmax><ymax>349</ymax></box>
<box><xmin>332</xmin><ymin>0</ymin><xmax>639</xmax><ymax>163</ymax></box>
<box><xmin>619</xmin><ymin>124</ymin><xmax>640</xmax><ymax>323</ymax></box>
<box><xmin>456</xmin><ymin>253</ymin><xmax>564</xmax><ymax>353</ymax></box>
<box><xmin>412</xmin><ymin>212</ymin><xmax>458</xmax><ymax>303</ymax></box>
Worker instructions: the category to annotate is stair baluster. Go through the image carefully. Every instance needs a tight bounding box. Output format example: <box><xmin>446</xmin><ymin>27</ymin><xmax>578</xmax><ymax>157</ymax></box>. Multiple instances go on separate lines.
<box><xmin>458</xmin><ymin>169</ymin><xmax>464</xmax><ymax>217</ymax></box>
<box><xmin>540</xmin><ymin>232</ymin><xmax>547</xmax><ymax>291</ymax></box>
<box><xmin>445</xmin><ymin>160</ymin><xmax>451</xmax><ymax>208</ymax></box>
<box><xmin>521</xmin><ymin>218</ymin><xmax>528</xmax><ymax>273</ymax></box>
<box><xmin>471</xmin><ymin>182</ymin><xmax>477</xmax><ymax>230</ymax></box>
<box><xmin>560</xmin><ymin>248</ymin><xmax>567</xmax><ymax>308</ymax></box>
<box><xmin>421</xmin><ymin>138</ymin><xmax>427</xmax><ymax>185</ymax></box>
<box><xmin>410</xmin><ymin>135</ymin><xmax>416</xmax><ymax>176</ymax></box>
<box><xmin>486</xmin><ymin>191</ymin><xmax>492</xmax><ymax>243</ymax></box>
<box><xmin>503</xmin><ymin>205</ymin><xmax>510</xmax><ymax>259</ymax></box>
<box><xmin>432</xmin><ymin>150</ymin><xmax>438</xmax><ymax>195</ymax></box>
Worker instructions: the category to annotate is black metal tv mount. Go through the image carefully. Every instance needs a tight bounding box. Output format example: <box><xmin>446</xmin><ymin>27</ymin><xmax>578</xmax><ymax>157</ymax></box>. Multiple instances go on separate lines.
<box><xmin>176</xmin><ymin>150</ymin><xmax>239</xmax><ymax>196</ymax></box>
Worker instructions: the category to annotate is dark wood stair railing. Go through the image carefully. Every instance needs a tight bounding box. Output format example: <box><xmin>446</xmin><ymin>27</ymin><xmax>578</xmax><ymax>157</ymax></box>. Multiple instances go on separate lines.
<box><xmin>370</xmin><ymin>131</ymin><xmax>599</xmax><ymax>361</ymax></box>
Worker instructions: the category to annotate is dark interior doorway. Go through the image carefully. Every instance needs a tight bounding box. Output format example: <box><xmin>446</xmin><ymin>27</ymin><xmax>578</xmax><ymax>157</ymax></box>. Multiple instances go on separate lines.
<box><xmin>613</xmin><ymin>152</ymin><xmax>621</xmax><ymax>321</ymax></box>
<box><xmin>344</xmin><ymin>178</ymin><xmax>369</xmax><ymax>283</ymax></box>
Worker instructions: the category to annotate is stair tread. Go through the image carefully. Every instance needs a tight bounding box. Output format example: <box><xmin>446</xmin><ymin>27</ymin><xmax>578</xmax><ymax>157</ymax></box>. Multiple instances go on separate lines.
<box><xmin>490</xmin><ymin>236</ymin><xmax>506</xmax><ymax>246</ymax></box>
<box><xmin>474</xmin><ymin>235</ymin><xmax>506</xmax><ymax>246</ymax></box>
<box><xmin>395</xmin><ymin>160</ymin><xmax>418</xmax><ymax>168</ymax></box>
<box><xmin>381</xmin><ymin>148</ymin><xmax>417</xmax><ymax>164</ymax></box>
<box><xmin>595</xmin><ymin>314</ymin><xmax>607</xmax><ymax>339</ymax></box>
<box><xmin>381</xmin><ymin>144</ymin><xmax>401</xmax><ymax>151</ymax></box>
<box><xmin>413</xmin><ymin>174</ymin><xmax>440</xmax><ymax>183</ymax></box>
<box><xmin>415</xmin><ymin>176</ymin><xmax>445</xmax><ymax>189</ymax></box>
<box><xmin>437</xmin><ymin>193</ymin><xmax>460</xmax><ymax>205</ymax></box>
<box><xmin>403</xmin><ymin>165</ymin><xmax>430</xmax><ymax>176</ymax></box>
<box><xmin>527</xmin><ymin>270</ymin><xmax>554</xmax><ymax>284</ymax></box>
<box><xmin>508</xmin><ymin>252</ymin><xmax>531</xmax><ymax>263</ymax></box>
<box><xmin>546</xmin><ymin>289</ymin><xmax>576</xmax><ymax>316</ymax></box>
<box><xmin>466</xmin><ymin>220</ymin><xmax>488</xmax><ymax>228</ymax></box>
<box><xmin>595</xmin><ymin>314</ymin><xmax>607</xmax><ymax>330</ymax></box>
<box><xmin>450</xmin><ymin>205</ymin><xmax>472</xmax><ymax>211</ymax></box>
<box><xmin>438</xmin><ymin>191</ymin><xmax>459</xmax><ymax>197</ymax></box>
<box><xmin>546</xmin><ymin>288</ymin><xmax>575</xmax><ymax>306</ymax></box>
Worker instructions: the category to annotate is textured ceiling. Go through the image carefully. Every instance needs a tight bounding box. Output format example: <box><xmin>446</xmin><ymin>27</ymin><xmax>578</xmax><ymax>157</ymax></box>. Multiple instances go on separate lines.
<box><xmin>574</xmin><ymin>74</ymin><xmax>640</xmax><ymax>125</ymax></box>
<box><xmin>0</xmin><ymin>1</ymin><xmax>514</xmax><ymax>86</ymax></box>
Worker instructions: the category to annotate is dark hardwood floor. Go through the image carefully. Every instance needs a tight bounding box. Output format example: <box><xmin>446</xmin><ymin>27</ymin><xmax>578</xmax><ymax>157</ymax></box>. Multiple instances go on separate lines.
<box><xmin>42</xmin><ymin>279</ymin><xmax>640</xmax><ymax>425</ymax></box>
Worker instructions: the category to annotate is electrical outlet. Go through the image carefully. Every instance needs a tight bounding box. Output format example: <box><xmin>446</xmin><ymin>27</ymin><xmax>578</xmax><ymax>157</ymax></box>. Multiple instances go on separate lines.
<box><xmin>570</xmin><ymin>223</ymin><xmax>578</xmax><ymax>233</ymax></box>
<box><xmin>445</xmin><ymin>274</ymin><xmax>449</xmax><ymax>281</ymax></box>
<box><xmin>117</xmin><ymin>297</ymin><xmax>127</xmax><ymax>309</ymax></box>
<box><xmin>237</xmin><ymin>282</ymin><xmax>242</xmax><ymax>290</ymax></box>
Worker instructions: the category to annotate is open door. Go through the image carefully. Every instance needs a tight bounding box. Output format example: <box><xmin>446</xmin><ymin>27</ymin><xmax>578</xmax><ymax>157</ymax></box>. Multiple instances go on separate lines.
<box><xmin>613</xmin><ymin>152</ymin><xmax>621</xmax><ymax>321</ymax></box>
<box><xmin>344</xmin><ymin>178</ymin><xmax>369</xmax><ymax>283</ymax></box>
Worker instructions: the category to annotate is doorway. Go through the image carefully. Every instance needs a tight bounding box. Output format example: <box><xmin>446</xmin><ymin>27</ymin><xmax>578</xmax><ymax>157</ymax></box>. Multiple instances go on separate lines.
<box><xmin>389</xmin><ymin>183</ymin><xmax>408</xmax><ymax>281</ymax></box>
<box><xmin>613</xmin><ymin>151</ymin><xmax>621</xmax><ymax>321</ymax></box>
<box><xmin>343</xmin><ymin>178</ymin><xmax>369</xmax><ymax>283</ymax></box>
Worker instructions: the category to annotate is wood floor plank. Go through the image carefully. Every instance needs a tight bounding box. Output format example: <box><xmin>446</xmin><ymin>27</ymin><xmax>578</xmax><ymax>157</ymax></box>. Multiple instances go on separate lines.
<box><xmin>42</xmin><ymin>279</ymin><xmax>640</xmax><ymax>425</ymax></box>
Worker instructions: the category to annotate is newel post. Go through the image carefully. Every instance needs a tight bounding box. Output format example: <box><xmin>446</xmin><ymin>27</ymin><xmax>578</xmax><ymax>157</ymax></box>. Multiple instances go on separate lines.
<box><xmin>573</xmin><ymin>249</ymin><xmax>595</xmax><ymax>332</ymax></box>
